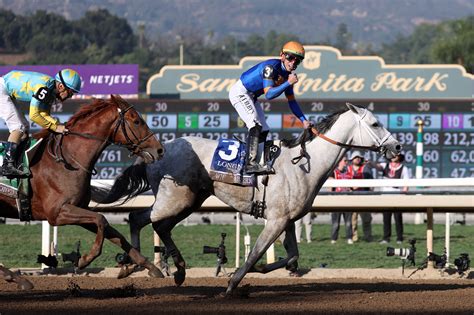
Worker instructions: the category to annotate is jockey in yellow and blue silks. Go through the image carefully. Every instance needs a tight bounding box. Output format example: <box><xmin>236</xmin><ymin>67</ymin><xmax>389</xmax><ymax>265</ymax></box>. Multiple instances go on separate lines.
<box><xmin>0</xmin><ymin>69</ymin><xmax>81</xmax><ymax>177</ymax></box>
<box><xmin>229</xmin><ymin>41</ymin><xmax>312</xmax><ymax>175</ymax></box>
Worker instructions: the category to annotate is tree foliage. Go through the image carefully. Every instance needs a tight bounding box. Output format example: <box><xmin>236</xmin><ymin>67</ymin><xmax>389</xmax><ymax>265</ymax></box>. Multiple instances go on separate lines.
<box><xmin>378</xmin><ymin>16</ymin><xmax>473</xmax><ymax>72</ymax></box>
<box><xmin>431</xmin><ymin>16</ymin><xmax>474</xmax><ymax>73</ymax></box>
<box><xmin>0</xmin><ymin>9</ymin><xmax>471</xmax><ymax>93</ymax></box>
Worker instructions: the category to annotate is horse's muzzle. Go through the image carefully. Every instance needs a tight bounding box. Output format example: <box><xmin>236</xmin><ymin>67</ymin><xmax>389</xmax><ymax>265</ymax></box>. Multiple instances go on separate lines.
<box><xmin>383</xmin><ymin>142</ymin><xmax>402</xmax><ymax>159</ymax></box>
<box><xmin>138</xmin><ymin>146</ymin><xmax>165</xmax><ymax>163</ymax></box>
<box><xmin>157</xmin><ymin>147</ymin><xmax>165</xmax><ymax>159</ymax></box>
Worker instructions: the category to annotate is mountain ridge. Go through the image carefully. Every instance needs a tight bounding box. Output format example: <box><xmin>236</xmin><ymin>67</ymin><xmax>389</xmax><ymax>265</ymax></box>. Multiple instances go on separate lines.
<box><xmin>0</xmin><ymin>0</ymin><xmax>472</xmax><ymax>46</ymax></box>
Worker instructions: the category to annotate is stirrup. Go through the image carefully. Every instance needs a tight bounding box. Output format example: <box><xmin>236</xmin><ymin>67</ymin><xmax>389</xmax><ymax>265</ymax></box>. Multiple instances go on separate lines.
<box><xmin>1</xmin><ymin>166</ymin><xmax>28</xmax><ymax>178</ymax></box>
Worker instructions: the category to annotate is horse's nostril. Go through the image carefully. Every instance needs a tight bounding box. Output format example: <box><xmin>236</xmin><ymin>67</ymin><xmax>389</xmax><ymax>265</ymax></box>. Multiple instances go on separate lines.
<box><xmin>157</xmin><ymin>148</ymin><xmax>165</xmax><ymax>156</ymax></box>
<box><xmin>395</xmin><ymin>144</ymin><xmax>401</xmax><ymax>152</ymax></box>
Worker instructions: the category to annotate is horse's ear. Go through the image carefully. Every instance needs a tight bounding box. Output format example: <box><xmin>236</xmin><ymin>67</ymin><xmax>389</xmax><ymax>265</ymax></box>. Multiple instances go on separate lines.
<box><xmin>110</xmin><ymin>94</ymin><xmax>126</xmax><ymax>108</ymax></box>
<box><xmin>345</xmin><ymin>102</ymin><xmax>359</xmax><ymax>114</ymax></box>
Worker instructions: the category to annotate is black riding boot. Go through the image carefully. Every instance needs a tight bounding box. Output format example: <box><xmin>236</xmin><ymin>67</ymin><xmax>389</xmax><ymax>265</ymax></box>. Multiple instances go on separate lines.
<box><xmin>1</xmin><ymin>142</ymin><xmax>27</xmax><ymax>177</ymax></box>
<box><xmin>244</xmin><ymin>125</ymin><xmax>270</xmax><ymax>175</ymax></box>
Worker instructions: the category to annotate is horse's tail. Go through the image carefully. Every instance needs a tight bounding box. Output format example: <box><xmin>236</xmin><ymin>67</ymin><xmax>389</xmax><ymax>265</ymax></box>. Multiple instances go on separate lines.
<box><xmin>91</xmin><ymin>162</ymin><xmax>150</xmax><ymax>204</ymax></box>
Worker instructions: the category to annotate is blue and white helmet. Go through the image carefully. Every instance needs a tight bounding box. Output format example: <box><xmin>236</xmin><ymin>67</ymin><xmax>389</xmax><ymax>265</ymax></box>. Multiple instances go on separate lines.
<box><xmin>55</xmin><ymin>69</ymin><xmax>81</xmax><ymax>93</ymax></box>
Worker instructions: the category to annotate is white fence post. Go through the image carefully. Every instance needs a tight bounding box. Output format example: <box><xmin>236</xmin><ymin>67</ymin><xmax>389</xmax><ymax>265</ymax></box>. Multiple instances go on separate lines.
<box><xmin>414</xmin><ymin>119</ymin><xmax>424</xmax><ymax>225</ymax></box>
<box><xmin>235</xmin><ymin>212</ymin><xmax>240</xmax><ymax>268</ymax></box>
<box><xmin>41</xmin><ymin>221</ymin><xmax>50</xmax><ymax>269</ymax></box>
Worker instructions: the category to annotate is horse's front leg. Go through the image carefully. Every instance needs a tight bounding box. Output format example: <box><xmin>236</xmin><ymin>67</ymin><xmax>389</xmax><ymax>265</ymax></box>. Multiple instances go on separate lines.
<box><xmin>129</xmin><ymin>207</ymin><xmax>153</xmax><ymax>250</ymax></box>
<box><xmin>114</xmin><ymin>207</ymin><xmax>153</xmax><ymax>278</ymax></box>
<box><xmin>249</xmin><ymin>221</ymin><xmax>299</xmax><ymax>274</ymax></box>
<box><xmin>227</xmin><ymin>217</ymin><xmax>288</xmax><ymax>296</ymax></box>
<box><xmin>0</xmin><ymin>265</ymin><xmax>33</xmax><ymax>290</ymax></box>
<box><xmin>152</xmin><ymin>205</ymin><xmax>196</xmax><ymax>287</ymax></box>
<box><xmin>55</xmin><ymin>204</ymin><xmax>108</xmax><ymax>268</ymax></box>
<box><xmin>56</xmin><ymin>204</ymin><xmax>163</xmax><ymax>278</ymax></box>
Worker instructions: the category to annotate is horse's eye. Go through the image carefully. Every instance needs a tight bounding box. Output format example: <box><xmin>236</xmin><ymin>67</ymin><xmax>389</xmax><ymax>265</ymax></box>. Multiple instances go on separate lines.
<box><xmin>134</xmin><ymin>119</ymin><xmax>141</xmax><ymax>126</ymax></box>
<box><xmin>372</xmin><ymin>123</ymin><xmax>379</xmax><ymax>127</ymax></box>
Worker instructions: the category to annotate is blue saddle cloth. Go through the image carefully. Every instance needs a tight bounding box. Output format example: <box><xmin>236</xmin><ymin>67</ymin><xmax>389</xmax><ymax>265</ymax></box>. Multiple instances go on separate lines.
<box><xmin>209</xmin><ymin>139</ymin><xmax>255</xmax><ymax>186</ymax></box>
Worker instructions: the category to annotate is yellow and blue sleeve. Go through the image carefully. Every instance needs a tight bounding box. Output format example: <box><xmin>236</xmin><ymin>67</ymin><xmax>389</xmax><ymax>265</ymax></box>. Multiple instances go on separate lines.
<box><xmin>29</xmin><ymin>98</ymin><xmax>59</xmax><ymax>131</ymax></box>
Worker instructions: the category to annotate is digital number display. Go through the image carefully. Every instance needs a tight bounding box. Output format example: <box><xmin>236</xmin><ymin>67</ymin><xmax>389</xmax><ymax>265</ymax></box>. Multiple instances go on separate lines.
<box><xmin>16</xmin><ymin>99</ymin><xmax>471</xmax><ymax>179</ymax></box>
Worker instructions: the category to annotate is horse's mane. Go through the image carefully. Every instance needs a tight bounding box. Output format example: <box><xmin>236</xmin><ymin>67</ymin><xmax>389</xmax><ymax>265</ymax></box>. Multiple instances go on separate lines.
<box><xmin>33</xmin><ymin>98</ymin><xmax>114</xmax><ymax>139</ymax></box>
<box><xmin>282</xmin><ymin>105</ymin><xmax>364</xmax><ymax>148</ymax></box>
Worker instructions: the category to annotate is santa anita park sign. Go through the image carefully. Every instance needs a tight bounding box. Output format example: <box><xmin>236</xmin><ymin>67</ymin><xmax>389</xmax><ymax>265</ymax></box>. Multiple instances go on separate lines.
<box><xmin>147</xmin><ymin>46</ymin><xmax>473</xmax><ymax>100</ymax></box>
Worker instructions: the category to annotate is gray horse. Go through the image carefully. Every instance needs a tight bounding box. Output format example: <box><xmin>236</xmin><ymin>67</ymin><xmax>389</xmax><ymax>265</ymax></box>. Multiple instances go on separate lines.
<box><xmin>92</xmin><ymin>103</ymin><xmax>401</xmax><ymax>295</ymax></box>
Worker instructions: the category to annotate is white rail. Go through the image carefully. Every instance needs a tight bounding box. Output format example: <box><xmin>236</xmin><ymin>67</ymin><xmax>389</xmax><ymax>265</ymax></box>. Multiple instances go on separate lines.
<box><xmin>89</xmin><ymin>178</ymin><xmax>474</xmax><ymax>211</ymax></box>
<box><xmin>91</xmin><ymin>177</ymin><xmax>474</xmax><ymax>189</ymax></box>
<box><xmin>42</xmin><ymin>178</ymin><xmax>473</xmax><ymax>271</ymax></box>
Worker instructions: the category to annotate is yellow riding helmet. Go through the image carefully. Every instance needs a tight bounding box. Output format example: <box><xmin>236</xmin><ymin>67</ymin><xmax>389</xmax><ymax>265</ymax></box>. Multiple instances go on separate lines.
<box><xmin>282</xmin><ymin>41</ymin><xmax>305</xmax><ymax>59</ymax></box>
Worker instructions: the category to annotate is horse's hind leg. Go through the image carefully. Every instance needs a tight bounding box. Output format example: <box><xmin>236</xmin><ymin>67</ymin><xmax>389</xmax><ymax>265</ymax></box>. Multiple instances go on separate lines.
<box><xmin>227</xmin><ymin>217</ymin><xmax>288</xmax><ymax>295</ymax></box>
<box><xmin>0</xmin><ymin>265</ymin><xmax>33</xmax><ymax>290</ymax></box>
<box><xmin>250</xmin><ymin>222</ymin><xmax>299</xmax><ymax>273</ymax></box>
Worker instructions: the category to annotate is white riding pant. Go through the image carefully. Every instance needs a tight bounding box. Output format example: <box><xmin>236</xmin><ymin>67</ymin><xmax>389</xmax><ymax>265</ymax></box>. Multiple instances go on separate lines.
<box><xmin>229</xmin><ymin>80</ymin><xmax>269</xmax><ymax>132</ymax></box>
<box><xmin>0</xmin><ymin>77</ymin><xmax>29</xmax><ymax>134</ymax></box>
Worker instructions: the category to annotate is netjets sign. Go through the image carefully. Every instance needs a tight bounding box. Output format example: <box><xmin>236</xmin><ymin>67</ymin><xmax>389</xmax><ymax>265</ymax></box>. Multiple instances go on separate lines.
<box><xmin>147</xmin><ymin>46</ymin><xmax>473</xmax><ymax>99</ymax></box>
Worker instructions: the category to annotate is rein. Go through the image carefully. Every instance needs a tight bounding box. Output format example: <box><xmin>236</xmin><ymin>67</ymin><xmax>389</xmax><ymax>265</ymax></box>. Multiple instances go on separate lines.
<box><xmin>291</xmin><ymin>108</ymin><xmax>392</xmax><ymax>164</ymax></box>
<box><xmin>67</xmin><ymin>104</ymin><xmax>155</xmax><ymax>153</ymax></box>
<box><xmin>310</xmin><ymin>127</ymin><xmax>380</xmax><ymax>152</ymax></box>
<box><xmin>48</xmin><ymin>104</ymin><xmax>154</xmax><ymax>173</ymax></box>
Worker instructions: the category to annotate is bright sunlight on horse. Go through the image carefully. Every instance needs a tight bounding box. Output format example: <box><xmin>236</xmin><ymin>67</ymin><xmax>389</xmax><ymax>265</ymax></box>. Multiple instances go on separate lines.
<box><xmin>92</xmin><ymin>103</ymin><xmax>401</xmax><ymax>295</ymax></box>
<box><xmin>0</xmin><ymin>95</ymin><xmax>165</xmax><ymax>289</ymax></box>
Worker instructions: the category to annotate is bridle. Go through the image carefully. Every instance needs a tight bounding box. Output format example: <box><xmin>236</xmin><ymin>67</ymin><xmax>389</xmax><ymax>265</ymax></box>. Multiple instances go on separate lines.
<box><xmin>312</xmin><ymin>108</ymin><xmax>393</xmax><ymax>154</ymax></box>
<box><xmin>292</xmin><ymin>107</ymin><xmax>393</xmax><ymax>164</ymax></box>
<box><xmin>49</xmin><ymin>104</ymin><xmax>155</xmax><ymax>173</ymax></box>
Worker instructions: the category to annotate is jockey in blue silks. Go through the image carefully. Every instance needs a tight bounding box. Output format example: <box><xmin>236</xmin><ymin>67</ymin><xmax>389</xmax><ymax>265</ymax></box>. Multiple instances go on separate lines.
<box><xmin>0</xmin><ymin>69</ymin><xmax>81</xmax><ymax>177</ymax></box>
<box><xmin>229</xmin><ymin>41</ymin><xmax>312</xmax><ymax>175</ymax></box>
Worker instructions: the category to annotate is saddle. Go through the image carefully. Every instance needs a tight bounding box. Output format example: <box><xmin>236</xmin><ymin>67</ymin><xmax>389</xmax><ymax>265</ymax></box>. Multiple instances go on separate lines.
<box><xmin>0</xmin><ymin>138</ymin><xmax>43</xmax><ymax>221</ymax></box>
<box><xmin>209</xmin><ymin>138</ymin><xmax>280</xmax><ymax>187</ymax></box>
<box><xmin>209</xmin><ymin>138</ymin><xmax>280</xmax><ymax>219</ymax></box>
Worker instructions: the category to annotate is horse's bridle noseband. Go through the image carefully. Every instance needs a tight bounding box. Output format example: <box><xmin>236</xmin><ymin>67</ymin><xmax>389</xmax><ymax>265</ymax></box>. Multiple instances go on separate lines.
<box><xmin>109</xmin><ymin>104</ymin><xmax>156</xmax><ymax>155</ymax></box>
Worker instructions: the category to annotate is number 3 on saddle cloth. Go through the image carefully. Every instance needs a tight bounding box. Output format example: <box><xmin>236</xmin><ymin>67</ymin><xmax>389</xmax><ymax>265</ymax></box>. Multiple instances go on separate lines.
<box><xmin>0</xmin><ymin>138</ymin><xmax>43</xmax><ymax>221</ymax></box>
<box><xmin>209</xmin><ymin>138</ymin><xmax>279</xmax><ymax>186</ymax></box>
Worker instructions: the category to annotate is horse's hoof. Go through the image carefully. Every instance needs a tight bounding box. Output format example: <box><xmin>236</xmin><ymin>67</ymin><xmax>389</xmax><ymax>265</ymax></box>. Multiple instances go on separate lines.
<box><xmin>117</xmin><ymin>264</ymin><xmax>137</xmax><ymax>279</ymax></box>
<box><xmin>225</xmin><ymin>284</ymin><xmax>250</xmax><ymax>298</ymax></box>
<box><xmin>148</xmin><ymin>265</ymin><xmax>164</xmax><ymax>278</ymax></box>
<box><xmin>289</xmin><ymin>270</ymin><xmax>302</xmax><ymax>277</ymax></box>
<box><xmin>173</xmin><ymin>269</ymin><xmax>186</xmax><ymax>286</ymax></box>
<box><xmin>17</xmin><ymin>279</ymin><xmax>34</xmax><ymax>290</ymax></box>
<box><xmin>77</xmin><ymin>257</ymin><xmax>88</xmax><ymax>270</ymax></box>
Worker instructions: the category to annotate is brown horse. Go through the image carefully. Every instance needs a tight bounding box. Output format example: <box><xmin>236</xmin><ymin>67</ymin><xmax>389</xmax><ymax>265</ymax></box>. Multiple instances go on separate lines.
<box><xmin>0</xmin><ymin>95</ymin><xmax>165</xmax><ymax>289</ymax></box>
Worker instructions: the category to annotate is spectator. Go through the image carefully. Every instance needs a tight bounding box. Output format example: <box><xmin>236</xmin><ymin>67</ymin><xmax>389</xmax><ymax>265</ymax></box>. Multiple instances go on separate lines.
<box><xmin>295</xmin><ymin>213</ymin><xmax>313</xmax><ymax>243</ymax></box>
<box><xmin>329</xmin><ymin>156</ymin><xmax>353</xmax><ymax>244</ymax></box>
<box><xmin>373</xmin><ymin>153</ymin><xmax>409</xmax><ymax>244</ymax></box>
<box><xmin>348</xmin><ymin>150</ymin><xmax>373</xmax><ymax>242</ymax></box>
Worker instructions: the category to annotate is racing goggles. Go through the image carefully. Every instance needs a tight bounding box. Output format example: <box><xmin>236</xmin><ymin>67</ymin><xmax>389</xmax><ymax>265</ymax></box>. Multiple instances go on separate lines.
<box><xmin>284</xmin><ymin>53</ymin><xmax>303</xmax><ymax>65</ymax></box>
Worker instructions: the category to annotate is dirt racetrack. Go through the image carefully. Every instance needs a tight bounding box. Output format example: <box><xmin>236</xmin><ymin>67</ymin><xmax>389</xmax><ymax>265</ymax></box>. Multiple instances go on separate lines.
<box><xmin>0</xmin><ymin>268</ymin><xmax>473</xmax><ymax>314</ymax></box>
